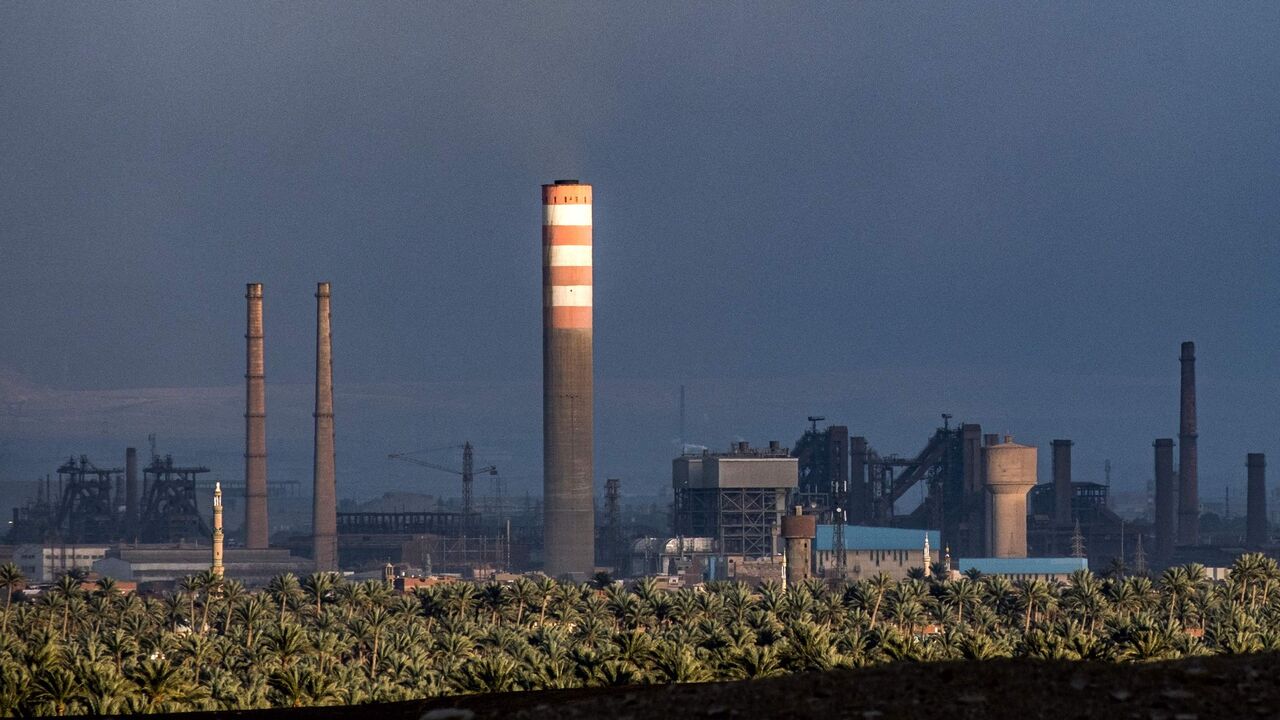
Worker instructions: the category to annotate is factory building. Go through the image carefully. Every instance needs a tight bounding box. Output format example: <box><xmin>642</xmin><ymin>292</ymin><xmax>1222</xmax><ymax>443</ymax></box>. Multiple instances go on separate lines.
<box><xmin>542</xmin><ymin>179</ymin><xmax>595</xmax><ymax>579</ymax></box>
<box><xmin>93</xmin><ymin>547</ymin><xmax>311</xmax><ymax>587</ymax></box>
<box><xmin>812</xmin><ymin>526</ymin><xmax>940</xmax><ymax>580</ymax></box>
<box><xmin>672</xmin><ymin>441</ymin><xmax>797</xmax><ymax>557</ymax></box>
<box><xmin>950</xmin><ymin>557</ymin><xmax>1088</xmax><ymax>583</ymax></box>
<box><xmin>15</xmin><ymin>544</ymin><xmax>110</xmax><ymax>583</ymax></box>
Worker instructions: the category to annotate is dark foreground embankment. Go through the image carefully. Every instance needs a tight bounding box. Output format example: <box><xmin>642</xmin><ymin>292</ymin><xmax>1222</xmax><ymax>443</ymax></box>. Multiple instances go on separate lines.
<box><xmin>106</xmin><ymin>653</ymin><xmax>1278</xmax><ymax>720</ymax></box>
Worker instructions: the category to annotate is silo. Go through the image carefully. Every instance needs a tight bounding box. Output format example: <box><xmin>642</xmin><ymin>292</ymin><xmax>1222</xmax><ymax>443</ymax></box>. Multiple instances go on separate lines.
<box><xmin>781</xmin><ymin>507</ymin><xmax>816</xmax><ymax>588</ymax></box>
<box><xmin>982</xmin><ymin>436</ymin><xmax>1036</xmax><ymax>558</ymax></box>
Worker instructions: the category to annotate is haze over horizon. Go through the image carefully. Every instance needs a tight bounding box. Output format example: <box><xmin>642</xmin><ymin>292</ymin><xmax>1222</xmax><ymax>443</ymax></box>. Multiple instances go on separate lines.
<box><xmin>2</xmin><ymin>3</ymin><xmax>1279</xmax><ymax>507</ymax></box>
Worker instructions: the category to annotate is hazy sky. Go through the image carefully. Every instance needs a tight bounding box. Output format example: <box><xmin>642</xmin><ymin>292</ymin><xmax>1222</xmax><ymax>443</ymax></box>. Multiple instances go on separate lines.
<box><xmin>2</xmin><ymin>3</ymin><xmax>1278</xmax><ymax>507</ymax></box>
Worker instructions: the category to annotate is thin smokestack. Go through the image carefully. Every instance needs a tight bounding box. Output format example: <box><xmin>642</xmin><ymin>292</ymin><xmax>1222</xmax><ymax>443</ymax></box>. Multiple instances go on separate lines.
<box><xmin>1177</xmin><ymin>341</ymin><xmax>1199</xmax><ymax>545</ymax></box>
<box><xmin>1247</xmin><ymin>453</ymin><xmax>1267</xmax><ymax>549</ymax></box>
<box><xmin>1154</xmin><ymin>438</ymin><xmax>1176</xmax><ymax>560</ymax></box>
<box><xmin>1052</xmin><ymin>439</ymin><xmax>1073</xmax><ymax>528</ymax></box>
<box><xmin>312</xmin><ymin>282</ymin><xmax>338</xmax><ymax>571</ymax></box>
<box><xmin>542</xmin><ymin>179</ymin><xmax>595</xmax><ymax>578</ymax></box>
<box><xmin>244</xmin><ymin>283</ymin><xmax>269</xmax><ymax>549</ymax></box>
<box><xmin>125</xmin><ymin>447</ymin><xmax>138</xmax><ymax>538</ymax></box>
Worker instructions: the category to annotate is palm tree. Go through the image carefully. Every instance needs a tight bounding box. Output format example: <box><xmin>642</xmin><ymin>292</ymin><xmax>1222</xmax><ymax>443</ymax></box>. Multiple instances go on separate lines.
<box><xmin>0</xmin><ymin>562</ymin><xmax>25</xmax><ymax>634</ymax></box>
<box><xmin>32</xmin><ymin>667</ymin><xmax>84</xmax><ymax>716</ymax></box>
<box><xmin>302</xmin><ymin>571</ymin><xmax>338</xmax><ymax>617</ymax></box>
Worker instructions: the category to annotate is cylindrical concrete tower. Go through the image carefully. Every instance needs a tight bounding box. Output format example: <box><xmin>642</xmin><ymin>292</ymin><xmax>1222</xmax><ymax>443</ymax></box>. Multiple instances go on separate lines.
<box><xmin>1154</xmin><ymin>438</ymin><xmax>1176</xmax><ymax>560</ymax></box>
<box><xmin>781</xmin><ymin>507</ymin><xmax>816</xmax><ymax>588</ymax></box>
<box><xmin>312</xmin><ymin>282</ymin><xmax>338</xmax><ymax>571</ymax></box>
<box><xmin>1052</xmin><ymin>439</ymin><xmax>1073</xmax><ymax>528</ymax></box>
<box><xmin>212</xmin><ymin>481</ymin><xmax>225</xmax><ymax>579</ymax></box>
<box><xmin>244</xmin><ymin>283</ymin><xmax>269</xmax><ymax>549</ymax></box>
<box><xmin>1246</xmin><ymin>453</ymin><xmax>1267</xmax><ymax>549</ymax></box>
<box><xmin>982</xmin><ymin>436</ymin><xmax>1036</xmax><ymax>558</ymax></box>
<box><xmin>542</xmin><ymin>179</ymin><xmax>595</xmax><ymax>579</ymax></box>
<box><xmin>125</xmin><ymin>447</ymin><xmax>139</xmax><ymax>532</ymax></box>
<box><xmin>1177</xmin><ymin>341</ymin><xmax>1199</xmax><ymax>545</ymax></box>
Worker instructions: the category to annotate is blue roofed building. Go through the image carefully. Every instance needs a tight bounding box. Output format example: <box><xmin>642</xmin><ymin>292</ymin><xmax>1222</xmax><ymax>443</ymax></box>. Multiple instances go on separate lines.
<box><xmin>814</xmin><ymin>525</ymin><xmax>939</xmax><ymax>580</ymax></box>
<box><xmin>951</xmin><ymin>556</ymin><xmax>1088</xmax><ymax>582</ymax></box>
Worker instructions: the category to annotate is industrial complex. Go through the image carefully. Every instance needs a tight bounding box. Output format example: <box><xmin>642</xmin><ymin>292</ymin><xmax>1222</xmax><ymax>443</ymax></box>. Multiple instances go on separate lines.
<box><xmin>3</xmin><ymin>181</ymin><xmax>1275</xmax><ymax>593</ymax></box>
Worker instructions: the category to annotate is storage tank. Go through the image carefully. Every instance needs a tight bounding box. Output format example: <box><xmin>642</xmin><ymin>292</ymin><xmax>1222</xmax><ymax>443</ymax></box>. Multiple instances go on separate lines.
<box><xmin>780</xmin><ymin>507</ymin><xmax>816</xmax><ymax>588</ymax></box>
<box><xmin>982</xmin><ymin>436</ymin><xmax>1037</xmax><ymax>558</ymax></box>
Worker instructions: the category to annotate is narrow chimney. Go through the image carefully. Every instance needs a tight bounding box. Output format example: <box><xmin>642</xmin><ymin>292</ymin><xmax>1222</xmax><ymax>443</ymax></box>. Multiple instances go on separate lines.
<box><xmin>1247</xmin><ymin>453</ymin><xmax>1267</xmax><ymax>549</ymax></box>
<box><xmin>1154</xmin><ymin>438</ymin><xmax>1176</xmax><ymax>560</ymax></box>
<box><xmin>1052</xmin><ymin>439</ymin><xmax>1073</xmax><ymax>528</ymax></box>
<box><xmin>1177</xmin><ymin>341</ymin><xmax>1199</xmax><ymax>545</ymax></box>
<box><xmin>312</xmin><ymin>282</ymin><xmax>338</xmax><ymax>571</ymax></box>
<box><xmin>244</xmin><ymin>283</ymin><xmax>269</xmax><ymax>548</ymax></box>
<box><xmin>125</xmin><ymin>447</ymin><xmax>138</xmax><ymax>539</ymax></box>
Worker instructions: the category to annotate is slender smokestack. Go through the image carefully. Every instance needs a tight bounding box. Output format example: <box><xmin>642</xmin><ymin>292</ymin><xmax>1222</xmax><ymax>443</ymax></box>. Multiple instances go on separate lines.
<box><xmin>244</xmin><ymin>283</ymin><xmax>269</xmax><ymax>549</ymax></box>
<box><xmin>1052</xmin><ymin>439</ymin><xmax>1073</xmax><ymax>528</ymax></box>
<box><xmin>1154</xmin><ymin>438</ymin><xmax>1176</xmax><ymax>560</ymax></box>
<box><xmin>542</xmin><ymin>179</ymin><xmax>595</xmax><ymax>578</ymax></box>
<box><xmin>1247</xmin><ymin>453</ymin><xmax>1267</xmax><ymax>549</ymax></box>
<box><xmin>1178</xmin><ymin>341</ymin><xmax>1199</xmax><ymax>545</ymax></box>
<box><xmin>313</xmin><ymin>282</ymin><xmax>338</xmax><ymax>571</ymax></box>
<box><xmin>125</xmin><ymin>447</ymin><xmax>138</xmax><ymax>537</ymax></box>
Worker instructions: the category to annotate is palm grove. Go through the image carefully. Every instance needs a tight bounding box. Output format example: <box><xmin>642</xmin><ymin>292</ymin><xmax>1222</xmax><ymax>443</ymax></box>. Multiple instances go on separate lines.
<box><xmin>2</xmin><ymin>554</ymin><xmax>1280</xmax><ymax>715</ymax></box>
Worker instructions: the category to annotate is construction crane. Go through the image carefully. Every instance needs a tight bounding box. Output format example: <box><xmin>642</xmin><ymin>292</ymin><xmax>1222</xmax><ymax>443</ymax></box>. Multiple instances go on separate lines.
<box><xmin>388</xmin><ymin>442</ymin><xmax>496</xmax><ymax>519</ymax></box>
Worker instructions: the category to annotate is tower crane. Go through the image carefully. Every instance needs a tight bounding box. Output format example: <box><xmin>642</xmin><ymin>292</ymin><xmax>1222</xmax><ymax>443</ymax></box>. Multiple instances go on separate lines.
<box><xmin>387</xmin><ymin>442</ymin><xmax>496</xmax><ymax>519</ymax></box>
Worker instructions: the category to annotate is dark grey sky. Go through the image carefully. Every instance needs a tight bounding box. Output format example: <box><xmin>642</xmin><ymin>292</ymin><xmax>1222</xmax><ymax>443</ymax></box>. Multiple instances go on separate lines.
<box><xmin>2</xmin><ymin>3</ymin><xmax>1278</xmax><ymax>507</ymax></box>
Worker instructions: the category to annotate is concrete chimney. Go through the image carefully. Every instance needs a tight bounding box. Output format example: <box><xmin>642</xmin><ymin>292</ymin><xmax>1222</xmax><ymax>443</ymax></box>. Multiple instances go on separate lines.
<box><xmin>312</xmin><ymin>282</ymin><xmax>338</xmax><ymax>571</ymax></box>
<box><xmin>542</xmin><ymin>179</ymin><xmax>595</xmax><ymax>579</ymax></box>
<box><xmin>1247</xmin><ymin>453</ymin><xmax>1267</xmax><ymax>549</ymax></box>
<box><xmin>125</xmin><ymin>447</ymin><xmax>139</xmax><ymax>532</ymax></box>
<box><xmin>982</xmin><ymin>436</ymin><xmax>1036</xmax><ymax>558</ymax></box>
<box><xmin>1154</xmin><ymin>439</ymin><xmax>1176</xmax><ymax>559</ymax></box>
<box><xmin>1177</xmin><ymin>341</ymin><xmax>1199</xmax><ymax>545</ymax></box>
<box><xmin>244</xmin><ymin>283</ymin><xmax>269</xmax><ymax>549</ymax></box>
<box><xmin>1052</xmin><ymin>439</ymin><xmax>1073</xmax><ymax>528</ymax></box>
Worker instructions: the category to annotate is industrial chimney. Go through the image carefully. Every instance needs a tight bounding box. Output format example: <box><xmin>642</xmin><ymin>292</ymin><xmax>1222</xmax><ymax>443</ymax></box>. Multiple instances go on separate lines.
<box><xmin>312</xmin><ymin>282</ymin><xmax>338</xmax><ymax>571</ymax></box>
<box><xmin>244</xmin><ymin>283</ymin><xmax>269</xmax><ymax>549</ymax></box>
<box><xmin>1154</xmin><ymin>439</ymin><xmax>1176</xmax><ymax>560</ymax></box>
<box><xmin>1247</xmin><ymin>453</ymin><xmax>1267</xmax><ymax>549</ymax></box>
<box><xmin>542</xmin><ymin>179</ymin><xmax>595</xmax><ymax>579</ymax></box>
<box><xmin>1052</xmin><ymin>439</ymin><xmax>1073</xmax><ymax>529</ymax></box>
<box><xmin>125</xmin><ymin>447</ymin><xmax>139</xmax><ymax>533</ymax></box>
<box><xmin>1178</xmin><ymin>341</ymin><xmax>1199</xmax><ymax>545</ymax></box>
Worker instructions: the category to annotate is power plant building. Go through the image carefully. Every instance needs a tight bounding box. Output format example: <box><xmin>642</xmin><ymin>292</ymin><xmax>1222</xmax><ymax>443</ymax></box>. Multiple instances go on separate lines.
<box><xmin>542</xmin><ymin>180</ymin><xmax>595</xmax><ymax>579</ymax></box>
<box><xmin>672</xmin><ymin>442</ymin><xmax>797</xmax><ymax>557</ymax></box>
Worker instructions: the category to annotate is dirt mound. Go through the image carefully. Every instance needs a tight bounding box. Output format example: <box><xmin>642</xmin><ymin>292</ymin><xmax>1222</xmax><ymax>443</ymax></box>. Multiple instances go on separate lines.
<box><xmin>115</xmin><ymin>653</ymin><xmax>1278</xmax><ymax>720</ymax></box>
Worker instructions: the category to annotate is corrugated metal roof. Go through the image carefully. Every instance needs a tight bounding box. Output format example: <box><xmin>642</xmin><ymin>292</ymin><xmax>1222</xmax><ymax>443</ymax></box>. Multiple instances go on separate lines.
<box><xmin>814</xmin><ymin>525</ymin><xmax>939</xmax><ymax>552</ymax></box>
<box><xmin>953</xmin><ymin>557</ymin><xmax>1088</xmax><ymax>575</ymax></box>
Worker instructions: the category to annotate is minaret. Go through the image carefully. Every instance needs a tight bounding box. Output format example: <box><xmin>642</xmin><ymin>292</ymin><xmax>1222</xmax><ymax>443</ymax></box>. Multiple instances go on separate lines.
<box><xmin>923</xmin><ymin>534</ymin><xmax>932</xmax><ymax>578</ymax></box>
<box><xmin>943</xmin><ymin>546</ymin><xmax>952</xmax><ymax>577</ymax></box>
<box><xmin>212</xmin><ymin>482</ymin><xmax>225</xmax><ymax>579</ymax></box>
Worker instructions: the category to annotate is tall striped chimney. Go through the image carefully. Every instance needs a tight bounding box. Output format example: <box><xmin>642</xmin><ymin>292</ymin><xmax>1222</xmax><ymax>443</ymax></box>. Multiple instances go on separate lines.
<box><xmin>1177</xmin><ymin>341</ymin><xmax>1199</xmax><ymax>545</ymax></box>
<box><xmin>244</xmin><ymin>283</ymin><xmax>269</xmax><ymax>548</ymax></box>
<box><xmin>313</xmin><ymin>282</ymin><xmax>338</xmax><ymax>571</ymax></box>
<box><xmin>542</xmin><ymin>179</ymin><xmax>595</xmax><ymax>579</ymax></box>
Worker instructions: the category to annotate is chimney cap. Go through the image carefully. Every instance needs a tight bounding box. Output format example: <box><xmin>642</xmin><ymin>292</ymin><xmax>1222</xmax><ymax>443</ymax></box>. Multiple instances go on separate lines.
<box><xmin>554</xmin><ymin>178</ymin><xmax>581</xmax><ymax>185</ymax></box>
